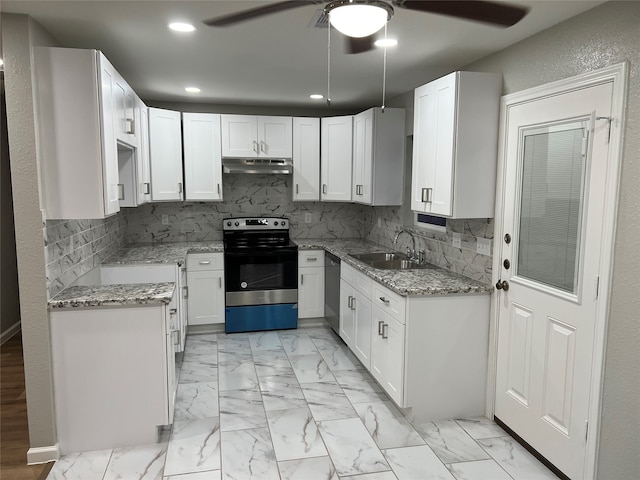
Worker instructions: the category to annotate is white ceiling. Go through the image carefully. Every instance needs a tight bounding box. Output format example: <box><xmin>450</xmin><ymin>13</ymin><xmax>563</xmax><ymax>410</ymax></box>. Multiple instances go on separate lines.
<box><xmin>2</xmin><ymin>0</ymin><xmax>607</xmax><ymax>110</ymax></box>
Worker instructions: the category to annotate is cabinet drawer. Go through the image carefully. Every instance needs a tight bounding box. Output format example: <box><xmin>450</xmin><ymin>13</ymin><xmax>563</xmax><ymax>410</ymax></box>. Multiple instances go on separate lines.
<box><xmin>342</xmin><ymin>262</ymin><xmax>372</xmax><ymax>299</ymax></box>
<box><xmin>372</xmin><ymin>284</ymin><xmax>405</xmax><ymax>323</ymax></box>
<box><xmin>186</xmin><ymin>252</ymin><xmax>224</xmax><ymax>271</ymax></box>
<box><xmin>299</xmin><ymin>250</ymin><xmax>325</xmax><ymax>267</ymax></box>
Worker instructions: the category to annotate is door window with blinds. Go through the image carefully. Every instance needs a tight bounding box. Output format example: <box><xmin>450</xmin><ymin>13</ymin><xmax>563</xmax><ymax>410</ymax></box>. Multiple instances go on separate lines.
<box><xmin>514</xmin><ymin>120</ymin><xmax>589</xmax><ymax>296</ymax></box>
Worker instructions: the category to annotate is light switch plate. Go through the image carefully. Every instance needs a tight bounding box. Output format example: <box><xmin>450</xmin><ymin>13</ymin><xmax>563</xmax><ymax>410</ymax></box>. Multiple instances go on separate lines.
<box><xmin>452</xmin><ymin>233</ymin><xmax>462</xmax><ymax>249</ymax></box>
<box><xmin>161</xmin><ymin>215</ymin><xmax>169</xmax><ymax>225</ymax></box>
<box><xmin>477</xmin><ymin>237</ymin><xmax>492</xmax><ymax>256</ymax></box>
<box><xmin>304</xmin><ymin>213</ymin><xmax>312</xmax><ymax>224</ymax></box>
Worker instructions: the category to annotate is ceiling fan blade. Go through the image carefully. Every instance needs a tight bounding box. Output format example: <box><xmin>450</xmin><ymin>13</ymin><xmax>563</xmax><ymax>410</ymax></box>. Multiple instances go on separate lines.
<box><xmin>397</xmin><ymin>0</ymin><xmax>528</xmax><ymax>27</ymax></box>
<box><xmin>347</xmin><ymin>35</ymin><xmax>375</xmax><ymax>54</ymax></box>
<box><xmin>203</xmin><ymin>1</ymin><xmax>319</xmax><ymax>27</ymax></box>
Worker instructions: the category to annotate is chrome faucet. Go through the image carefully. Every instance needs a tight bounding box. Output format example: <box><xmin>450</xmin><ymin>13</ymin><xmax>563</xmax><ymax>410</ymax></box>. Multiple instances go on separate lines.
<box><xmin>393</xmin><ymin>229</ymin><xmax>418</xmax><ymax>261</ymax></box>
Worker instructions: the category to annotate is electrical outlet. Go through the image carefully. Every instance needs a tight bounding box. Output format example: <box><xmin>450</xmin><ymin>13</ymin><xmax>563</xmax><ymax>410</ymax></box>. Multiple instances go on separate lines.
<box><xmin>452</xmin><ymin>233</ymin><xmax>462</xmax><ymax>249</ymax></box>
<box><xmin>477</xmin><ymin>237</ymin><xmax>492</xmax><ymax>256</ymax></box>
<box><xmin>304</xmin><ymin>213</ymin><xmax>312</xmax><ymax>224</ymax></box>
<box><xmin>161</xmin><ymin>215</ymin><xmax>169</xmax><ymax>225</ymax></box>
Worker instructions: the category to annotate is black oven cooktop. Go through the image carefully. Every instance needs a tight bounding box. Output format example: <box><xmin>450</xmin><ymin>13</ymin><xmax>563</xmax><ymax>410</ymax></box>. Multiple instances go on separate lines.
<box><xmin>223</xmin><ymin>217</ymin><xmax>297</xmax><ymax>251</ymax></box>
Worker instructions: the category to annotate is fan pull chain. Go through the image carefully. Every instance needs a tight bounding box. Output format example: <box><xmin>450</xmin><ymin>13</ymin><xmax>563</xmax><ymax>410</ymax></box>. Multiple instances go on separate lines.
<box><xmin>327</xmin><ymin>18</ymin><xmax>332</xmax><ymax>107</ymax></box>
<box><xmin>381</xmin><ymin>23</ymin><xmax>388</xmax><ymax>112</ymax></box>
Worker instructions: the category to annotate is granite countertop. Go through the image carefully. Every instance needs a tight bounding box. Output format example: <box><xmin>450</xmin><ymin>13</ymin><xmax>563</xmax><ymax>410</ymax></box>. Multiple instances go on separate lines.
<box><xmin>103</xmin><ymin>241</ymin><xmax>224</xmax><ymax>265</ymax></box>
<box><xmin>295</xmin><ymin>238</ymin><xmax>492</xmax><ymax>297</ymax></box>
<box><xmin>48</xmin><ymin>282</ymin><xmax>176</xmax><ymax>309</ymax></box>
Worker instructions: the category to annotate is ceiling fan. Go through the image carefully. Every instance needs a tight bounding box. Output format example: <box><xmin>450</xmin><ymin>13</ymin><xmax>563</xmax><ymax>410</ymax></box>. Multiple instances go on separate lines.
<box><xmin>203</xmin><ymin>0</ymin><xmax>530</xmax><ymax>54</ymax></box>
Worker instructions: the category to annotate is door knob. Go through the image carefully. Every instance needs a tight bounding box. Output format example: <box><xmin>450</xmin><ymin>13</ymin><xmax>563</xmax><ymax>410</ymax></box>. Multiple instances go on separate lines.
<box><xmin>495</xmin><ymin>280</ymin><xmax>510</xmax><ymax>291</ymax></box>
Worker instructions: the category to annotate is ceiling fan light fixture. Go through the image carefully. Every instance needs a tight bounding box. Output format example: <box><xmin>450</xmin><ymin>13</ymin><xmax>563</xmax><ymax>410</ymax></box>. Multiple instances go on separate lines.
<box><xmin>325</xmin><ymin>1</ymin><xmax>393</xmax><ymax>38</ymax></box>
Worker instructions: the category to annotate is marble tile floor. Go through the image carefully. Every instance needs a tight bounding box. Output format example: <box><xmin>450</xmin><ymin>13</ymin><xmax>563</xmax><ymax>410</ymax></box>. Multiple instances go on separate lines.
<box><xmin>46</xmin><ymin>326</ymin><xmax>559</xmax><ymax>480</ymax></box>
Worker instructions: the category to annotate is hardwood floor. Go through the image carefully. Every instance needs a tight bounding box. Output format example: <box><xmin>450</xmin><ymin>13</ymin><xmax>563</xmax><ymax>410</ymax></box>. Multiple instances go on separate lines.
<box><xmin>1</xmin><ymin>333</ymin><xmax>53</xmax><ymax>480</ymax></box>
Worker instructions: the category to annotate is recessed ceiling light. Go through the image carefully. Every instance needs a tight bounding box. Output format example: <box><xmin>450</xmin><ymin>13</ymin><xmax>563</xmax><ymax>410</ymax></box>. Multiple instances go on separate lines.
<box><xmin>185</xmin><ymin>86</ymin><xmax>201</xmax><ymax>93</ymax></box>
<box><xmin>309</xmin><ymin>94</ymin><xmax>324</xmax><ymax>100</ymax></box>
<box><xmin>169</xmin><ymin>22</ymin><xmax>196</xmax><ymax>33</ymax></box>
<box><xmin>375</xmin><ymin>38</ymin><xmax>398</xmax><ymax>48</ymax></box>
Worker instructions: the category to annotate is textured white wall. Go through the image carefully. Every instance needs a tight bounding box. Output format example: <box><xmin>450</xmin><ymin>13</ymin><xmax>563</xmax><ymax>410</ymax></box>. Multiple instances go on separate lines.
<box><xmin>2</xmin><ymin>14</ymin><xmax>59</xmax><ymax>450</ymax></box>
<box><xmin>463</xmin><ymin>2</ymin><xmax>640</xmax><ymax>478</ymax></box>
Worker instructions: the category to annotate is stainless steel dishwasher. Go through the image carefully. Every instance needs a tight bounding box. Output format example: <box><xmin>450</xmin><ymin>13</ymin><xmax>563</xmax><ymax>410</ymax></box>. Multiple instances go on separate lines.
<box><xmin>324</xmin><ymin>251</ymin><xmax>341</xmax><ymax>334</ymax></box>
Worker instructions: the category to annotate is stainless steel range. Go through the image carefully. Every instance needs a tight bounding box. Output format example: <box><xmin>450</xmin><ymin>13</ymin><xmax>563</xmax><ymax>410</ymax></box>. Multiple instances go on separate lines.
<box><xmin>223</xmin><ymin>217</ymin><xmax>298</xmax><ymax>333</ymax></box>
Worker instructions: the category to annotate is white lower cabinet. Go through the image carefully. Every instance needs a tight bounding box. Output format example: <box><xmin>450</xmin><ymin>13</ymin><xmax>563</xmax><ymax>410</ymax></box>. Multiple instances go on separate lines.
<box><xmin>50</xmin><ymin>298</ymin><xmax>177</xmax><ymax>454</ymax></box>
<box><xmin>339</xmin><ymin>261</ymin><xmax>490</xmax><ymax>422</ymax></box>
<box><xmin>186</xmin><ymin>253</ymin><xmax>225</xmax><ymax>326</ymax></box>
<box><xmin>298</xmin><ymin>250</ymin><xmax>325</xmax><ymax>319</ymax></box>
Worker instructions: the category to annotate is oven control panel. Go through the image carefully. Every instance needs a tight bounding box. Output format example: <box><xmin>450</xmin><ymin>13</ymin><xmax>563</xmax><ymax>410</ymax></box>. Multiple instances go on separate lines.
<box><xmin>223</xmin><ymin>217</ymin><xmax>289</xmax><ymax>230</ymax></box>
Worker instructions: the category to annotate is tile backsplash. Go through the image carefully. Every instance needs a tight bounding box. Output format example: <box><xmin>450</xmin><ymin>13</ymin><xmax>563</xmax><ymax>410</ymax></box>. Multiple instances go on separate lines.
<box><xmin>44</xmin><ymin>212</ymin><xmax>127</xmax><ymax>298</ymax></box>
<box><xmin>124</xmin><ymin>174</ymin><xmax>364</xmax><ymax>243</ymax></box>
<box><xmin>364</xmin><ymin>206</ymin><xmax>494</xmax><ymax>285</ymax></box>
<box><xmin>44</xmin><ymin>175</ymin><xmax>495</xmax><ymax>296</ymax></box>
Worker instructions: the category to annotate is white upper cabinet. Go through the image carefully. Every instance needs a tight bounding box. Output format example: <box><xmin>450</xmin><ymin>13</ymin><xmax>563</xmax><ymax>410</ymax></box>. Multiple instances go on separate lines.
<box><xmin>183</xmin><ymin>112</ymin><xmax>223</xmax><ymax>201</ymax></box>
<box><xmin>149</xmin><ymin>107</ymin><xmax>184</xmax><ymax>202</ymax></box>
<box><xmin>113</xmin><ymin>74</ymin><xmax>139</xmax><ymax>148</ymax></box>
<box><xmin>118</xmin><ymin>95</ymin><xmax>150</xmax><ymax>208</ymax></box>
<box><xmin>136</xmin><ymin>98</ymin><xmax>151</xmax><ymax>205</ymax></box>
<box><xmin>33</xmin><ymin>47</ymin><xmax>120</xmax><ymax>219</ymax></box>
<box><xmin>411</xmin><ymin>71</ymin><xmax>502</xmax><ymax>218</ymax></box>
<box><xmin>352</xmin><ymin>107</ymin><xmax>405</xmax><ymax>206</ymax></box>
<box><xmin>321</xmin><ymin>115</ymin><xmax>353</xmax><ymax>202</ymax></box>
<box><xmin>292</xmin><ymin>117</ymin><xmax>320</xmax><ymax>201</ymax></box>
<box><xmin>221</xmin><ymin>115</ymin><xmax>292</xmax><ymax>158</ymax></box>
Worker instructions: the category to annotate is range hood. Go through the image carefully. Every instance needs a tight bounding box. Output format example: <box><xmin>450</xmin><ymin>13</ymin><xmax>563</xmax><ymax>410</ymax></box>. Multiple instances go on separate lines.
<box><xmin>222</xmin><ymin>158</ymin><xmax>293</xmax><ymax>174</ymax></box>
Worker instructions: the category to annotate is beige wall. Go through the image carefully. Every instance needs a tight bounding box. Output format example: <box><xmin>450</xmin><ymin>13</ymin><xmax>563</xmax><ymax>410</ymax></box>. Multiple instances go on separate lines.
<box><xmin>463</xmin><ymin>2</ymin><xmax>640</xmax><ymax>478</ymax></box>
<box><xmin>2</xmin><ymin>13</ymin><xmax>59</xmax><ymax>452</ymax></box>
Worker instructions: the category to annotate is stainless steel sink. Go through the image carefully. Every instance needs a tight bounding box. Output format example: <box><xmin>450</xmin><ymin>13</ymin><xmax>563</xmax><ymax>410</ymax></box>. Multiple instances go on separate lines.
<box><xmin>349</xmin><ymin>252</ymin><xmax>438</xmax><ymax>270</ymax></box>
<box><xmin>370</xmin><ymin>259</ymin><xmax>438</xmax><ymax>270</ymax></box>
<box><xmin>350</xmin><ymin>252</ymin><xmax>409</xmax><ymax>262</ymax></box>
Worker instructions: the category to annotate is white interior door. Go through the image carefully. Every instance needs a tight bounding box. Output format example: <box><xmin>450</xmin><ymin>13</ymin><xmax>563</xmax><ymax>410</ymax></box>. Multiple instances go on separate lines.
<box><xmin>495</xmin><ymin>81</ymin><xmax>613</xmax><ymax>480</ymax></box>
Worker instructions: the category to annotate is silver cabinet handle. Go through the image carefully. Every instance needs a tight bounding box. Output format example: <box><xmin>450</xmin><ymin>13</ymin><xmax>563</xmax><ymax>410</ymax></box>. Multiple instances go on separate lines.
<box><xmin>351</xmin><ymin>297</ymin><xmax>356</xmax><ymax>311</ymax></box>
<box><xmin>144</xmin><ymin>182</ymin><xmax>150</xmax><ymax>194</ymax></box>
<box><xmin>296</xmin><ymin>184</ymin><xmax>299</xmax><ymax>194</ymax></box>
<box><xmin>421</xmin><ymin>187</ymin><xmax>433</xmax><ymax>203</ymax></box>
<box><xmin>421</xmin><ymin>188</ymin><xmax>428</xmax><ymax>202</ymax></box>
<box><xmin>178</xmin><ymin>182</ymin><xmax>183</xmax><ymax>193</ymax></box>
<box><xmin>183</xmin><ymin>286</ymin><xmax>188</xmax><ymax>299</ymax></box>
<box><xmin>217</xmin><ymin>184</ymin><xmax>221</xmax><ymax>194</ymax></box>
<box><xmin>170</xmin><ymin>328</ymin><xmax>180</xmax><ymax>348</ymax></box>
<box><xmin>301</xmin><ymin>274</ymin><xmax>304</xmax><ymax>285</ymax></box>
<box><xmin>125</xmin><ymin>118</ymin><xmax>135</xmax><ymax>134</ymax></box>
<box><xmin>260</xmin><ymin>140</ymin><xmax>266</xmax><ymax>153</ymax></box>
<box><xmin>379</xmin><ymin>297</ymin><xmax>389</xmax><ymax>305</ymax></box>
<box><xmin>117</xmin><ymin>184</ymin><xmax>125</xmax><ymax>200</ymax></box>
<box><xmin>199</xmin><ymin>260</ymin><xmax>211</xmax><ymax>265</ymax></box>
<box><xmin>378</xmin><ymin>320</ymin><xmax>384</xmax><ymax>335</ymax></box>
<box><xmin>347</xmin><ymin>295</ymin><xmax>353</xmax><ymax>309</ymax></box>
<box><xmin>322</xmin><ymin>184</ymin><xmax>327</xmax><ymax>195</ymax></box>
<box><xmin>219</xmin><ymin>277</ymin><xmax>222</xmax><ymax>289</ymax></box>
<box><xmin>253</xmin><ymin>140</ymin><xmax>259</xmax><ymax>153</ymax></box>
<box><xmin>169</xmin><ymin>308</ymin><xmax>177</xmax><ymax>315</ymax></box>
<box><xmin>306</xmin><ymin>257</ymin><xmax>317</xmax><ymax>262</ymax></box>
<box><xmin>382</xmin><ymin>323</ymin><xmax>388</xmax><ymax>339</ymax></box>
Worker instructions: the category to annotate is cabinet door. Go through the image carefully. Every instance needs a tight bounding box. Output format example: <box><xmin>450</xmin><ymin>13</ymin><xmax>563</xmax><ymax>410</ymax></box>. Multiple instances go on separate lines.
<box><xmin>221</xmin><ymin>114</ymin><xmax>258</xmax><ymax>157</ymax></box>
<box><xmin>258</xmin><ymin>116</ymin><xmax>292</xmax><ymax>158</ymax></box>
<box><xmin>321</xmin><ymin>116</ymin><xmax>353</xmax><ymax>202</ymax></box>
<box><xmin>411</xmin><ymin>73</ymin><xmax>456</xmax><ymax>216</ymax></box>
<box><xmin>187</xmin><ymin>269</ymin><xmax>225</xmax><ymax>325</ymax></box>
<box><xmin>149</xmin><ymin>107</ymin><xmax>183</xmax><ymax>201</ymax></box>
<box><xmin>292</xmin><ymin>117</ymin><xmax>320</xmax><ymax>201</ymax></box>
<box><xmin>352</xmin><ymin>109</ymin><xmax>374</xmax><ymax>204</ymax></box>
<box><xmin>183</xmin><ymin>112</ymin><xmax>223</xmax><ymax>201</ymax></box>
<box><xmin>371</xmin><ymin>306</ymin><xmax>405</xmax><ymax>406</ymax></box>
<box><xmin>340</xmin><ymin>279</ymin><xmax>355</xmax><ymax>348</ymax></box>
<box><xmin>97</xmin><ymin>55</ymin><xmax>121</xmax><ymax>216</ymax></box>
<box><xmin>137</xmin><ymin>99</ymin><xmax>151</xmax><ymax>205</ymax></box>
<box><xmin>113</xmin><ymin>75</ymin><xmax>137</xmax><ymax>147</ymax></box>
<box><xmin>353</xmin><ymin>290</ymin><xmax>373</xmax><ymax>369</ymax></box>
<box><xmin>298</xmin><ymin>266</ymin><xmax>325</xmax><ymax>319</ymax></box>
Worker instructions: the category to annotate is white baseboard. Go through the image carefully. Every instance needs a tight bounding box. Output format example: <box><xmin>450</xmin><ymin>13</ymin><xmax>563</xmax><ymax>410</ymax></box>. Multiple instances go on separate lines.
<box><xmin>0</xmin><ymin>322</ymin><xmax>21</xmax><ymax>345</ymax></box>
<box><xmin>27</xmin><ymin>444</ymin><xmax>59</xmax><ymax>464</ymax></box>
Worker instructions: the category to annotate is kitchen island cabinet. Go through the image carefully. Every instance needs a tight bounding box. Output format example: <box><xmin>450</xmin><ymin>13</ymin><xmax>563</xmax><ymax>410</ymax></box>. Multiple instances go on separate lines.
<box><xmin>49</xmin><ymin>284</ymin><xmax>177</xmax><ymax>455</ymax></box>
